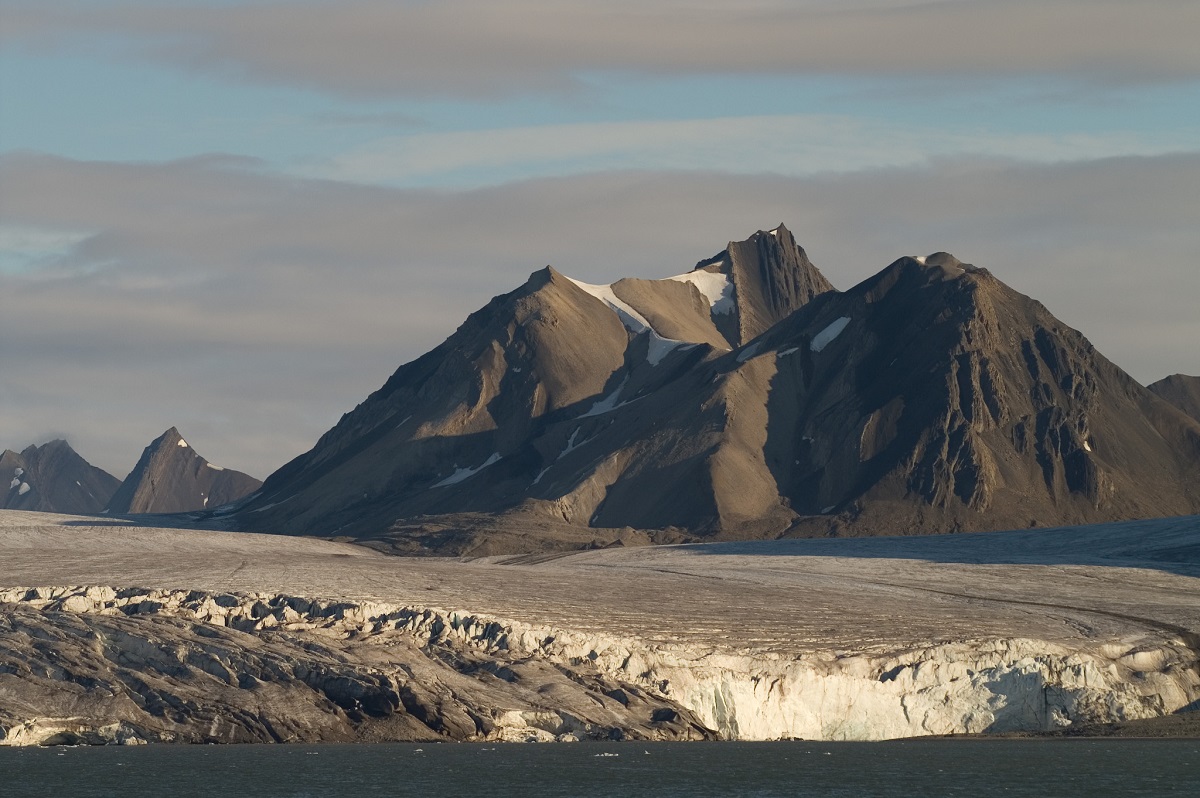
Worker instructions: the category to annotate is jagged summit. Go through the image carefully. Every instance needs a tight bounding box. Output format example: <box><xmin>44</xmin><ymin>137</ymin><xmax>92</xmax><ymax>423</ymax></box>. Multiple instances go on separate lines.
<box><xmin>105</xmin><ymin>428</ymin><xmax>261</xmax><ymax>515</ymax></box>
<box><xmin>1</xmin><ymin>440</ymin><xmax>120</xmax><ymax>514</ymax></box>
<box><xmin>230</xmin><ymin>225</ymin><xmax>1200</xmax><ymax>555</ymax></box>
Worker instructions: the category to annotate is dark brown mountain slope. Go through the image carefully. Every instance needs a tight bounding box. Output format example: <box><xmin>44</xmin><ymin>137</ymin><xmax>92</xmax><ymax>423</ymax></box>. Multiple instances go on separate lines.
<box><xmin>228</xmin><ymin>232</ymin><xmax>1200</xmax><ymax>555</ymax></box>
<box><xmin>1149</xmin><ymin>374</ymin><xmax>1200</xmax><ymax>424</ymax></box>
<box><xmin>0</xmin><ymin>440</ymin><xmax>119</xmax><ymax>514</ymax></box>
<box><xmin>105</xmin><ymin>428</ymin><xmax>261</xmax><ymax>514</ymax></box>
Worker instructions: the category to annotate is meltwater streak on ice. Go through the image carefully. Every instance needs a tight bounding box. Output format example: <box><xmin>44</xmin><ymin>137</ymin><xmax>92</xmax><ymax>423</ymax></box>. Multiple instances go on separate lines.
<box><xmin>1</xmin><ymin>741</ymin><xmax>1198</xmax><ymax>798</ymax></box>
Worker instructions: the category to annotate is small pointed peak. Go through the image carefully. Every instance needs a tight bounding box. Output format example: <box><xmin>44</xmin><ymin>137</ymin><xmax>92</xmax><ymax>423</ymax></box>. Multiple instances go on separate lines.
<box><xmin>526</xmin><ymin>265</ymin><xmax>573</xmax><ymax>291</ymax></box>
<box><xmin>150</xmin><ymin>427</ymin><xmax>189</xmax><ymax>451</ymax></box>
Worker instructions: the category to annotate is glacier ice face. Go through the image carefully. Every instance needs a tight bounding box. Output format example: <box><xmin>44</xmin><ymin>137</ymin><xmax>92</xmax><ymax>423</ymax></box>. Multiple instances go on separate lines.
<box><xmin>0</xmin><ymin>585</ymin><xmax>1196</xmax><ymax>744</ymax></box>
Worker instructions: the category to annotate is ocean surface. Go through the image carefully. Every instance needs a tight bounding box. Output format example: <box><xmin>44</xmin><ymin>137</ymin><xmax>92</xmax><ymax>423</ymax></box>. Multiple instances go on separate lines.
<box><xmin>1</xmin><ymin>740</ymin><xmax>1197</xmax><ymax>797</ymax></box>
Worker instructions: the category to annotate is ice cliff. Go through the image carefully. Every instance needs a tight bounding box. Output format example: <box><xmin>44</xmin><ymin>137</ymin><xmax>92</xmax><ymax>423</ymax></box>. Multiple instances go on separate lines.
<box><xmin>2</xmin><ymin>585</ymin><xmax>1195</xmax><ymax>745</ymax></box>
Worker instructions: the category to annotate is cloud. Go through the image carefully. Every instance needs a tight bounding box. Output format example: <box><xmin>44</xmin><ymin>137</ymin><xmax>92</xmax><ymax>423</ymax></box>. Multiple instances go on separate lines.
<box><xmin>323</xmin><ymin>114</ymin><xmax>1200</xmax><ymax>186</ymax></box>
<box><xmin>1</xmin><ymin>150</ymin><xmax>1198</xmax><ymax>478</ymax></box>
<box><xmin>5</xmin><ymin>1</ymin><xmax>1200</xmax><ymax>97</ymax></box>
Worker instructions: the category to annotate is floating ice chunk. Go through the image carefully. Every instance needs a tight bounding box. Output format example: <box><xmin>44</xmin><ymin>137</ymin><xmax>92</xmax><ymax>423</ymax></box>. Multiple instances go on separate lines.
<box><xmin>582</xmin><ymin>377</ymin><xmax>628</xmax><ymax>417</ymax></box>
<box><xmin>18</xmin><ymin>482</ymin><xmax>30</xmax><ymax>496</ymax></box>
<box><xmin>665</xmin><ymin>270</ymin><xmax>734</xmax><ymax>315</ymax></box>
<box><xmin>736</xmin><ymin>342</ymin><xmax>761</xmax><ymax>363</ymax></box>
<box><xmin>566</xmin><ymin>277</ymin><xmax>651</xmax><ymax>334</ymax></box>
<box><xmin>177</xmin><ymin>439</ymin><xmax>189</xmax><ymax>448</ymax></box>
<box><xmin>433</xmin><ymin>453</ymin><xmax>501</xmax><ymax>488</ymax></box>
<box><xmin>9</xmin><ymin>478</ymin><xmax>19</xmax><ymax>489</ymax></box>
<box><xmin>205</xmin><ymin>463</ymin><xmax>224</xmax><ymax>471</ymax></box>
<box><xmin>811</xmin><ymin>317</ymin><xmax>851</xmax><ymax>352</ymax></box>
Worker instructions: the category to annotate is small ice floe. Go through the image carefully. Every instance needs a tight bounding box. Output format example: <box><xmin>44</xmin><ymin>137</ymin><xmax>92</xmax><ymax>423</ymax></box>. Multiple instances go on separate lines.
<box><xmin>810</xmin><ymin>317</ymin><xmax>851</xmax><ymax>353</ymax></box>
<box><xmin>433</xmin><ymin>453</ymin><xmax>501</xmax><ymax>487</ymax></box>
<box><xmin>594</xmin><ymin>752</ymin><xmax>619</xmax><ymax>757</ymax></box>
<box><xmin>18</xmin><ymin>482</ymin><xmax>31</xmax><ymax>495</ymax></box>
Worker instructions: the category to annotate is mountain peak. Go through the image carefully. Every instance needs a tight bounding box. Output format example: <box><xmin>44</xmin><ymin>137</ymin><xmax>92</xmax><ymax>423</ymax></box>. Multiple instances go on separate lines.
<box><xmin>2</xmin><ymin>439</ymin><xmax>119</xmax><ymax>514</ymax></box>
<box><xmin>105</xmin><ymin>429</ymin><xmax>260</xmax><ymax>514</ymax></box>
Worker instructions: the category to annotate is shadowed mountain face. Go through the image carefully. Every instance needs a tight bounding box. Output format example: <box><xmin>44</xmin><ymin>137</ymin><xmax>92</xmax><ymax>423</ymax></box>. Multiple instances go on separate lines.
<box><xmin>0</xmin><ymin>441</ymin><xmax>120</xmax><ymax>514</ymax></box>
<box><xmin>1149</xmin><ymin>374</ymin><xmax>1200</xmax><ymax>424</ymax></box>
<box><xmin>105</xmin><ymin>428</ymin><xmax>261</xmax><ymax>514</ymax></box>
<box><xmin>231</xmin><ymin>228</ymin><xmax>1200</xmax><ymax>554</ymax></box>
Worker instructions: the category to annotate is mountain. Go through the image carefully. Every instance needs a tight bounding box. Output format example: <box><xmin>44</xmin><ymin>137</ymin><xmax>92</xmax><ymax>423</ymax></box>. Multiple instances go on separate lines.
<box><xmin>231</xmin><ymin>227</ymin><xmax>1200</xmax><ymax>554</ymax></box>
<box><xmin>105</xmin><ymin>428</ymin><xmax>261</xmax><ymax>514</ymax></box>
<box><xmin>1148</xmin><ymin>374</ymin><xmax>1200</xmax><ymax>424</ymax></box>
<box><xmin>0</xmin><ymin>440</ymin><xmax>120</xmax><ymax>514</ymax></box>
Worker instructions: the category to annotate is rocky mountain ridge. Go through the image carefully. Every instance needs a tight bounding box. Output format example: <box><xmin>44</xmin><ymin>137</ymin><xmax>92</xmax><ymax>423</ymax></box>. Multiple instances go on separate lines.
<box><xmin>105</xmin><ymin>427</ymin><xmax>261</xmax><ymax>514</ymax></box>
<box><xmin>230</xmin><ymin>226</ymin><xmax>1200</xmax><ymax>554</ymax></box>
<box><xmin>0</xmin><ymin>440</ymin><xmax>120</xmax><ymax>515</ymax></box>
<box><xmin>1150</xmin><ymin>374</ymin><xmax>1200</xmax><ymax>424</ymax></box>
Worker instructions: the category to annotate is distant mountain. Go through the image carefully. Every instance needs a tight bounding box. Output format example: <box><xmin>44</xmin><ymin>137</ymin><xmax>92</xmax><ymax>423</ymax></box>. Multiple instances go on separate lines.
<box><xmin>0</xmin><ymin>440</ymin><xmax>120</xmax><ymax>514</ymax></box>
<box><xmin>231</xmin><ymin>227</ymin><xmax>1200</xmax><ymax>554</ymax></box>
<box><xmin>1148</xmin><ymin>374</ymin><xmax>1200</xmax><ymax>424</ymax></box>
<box><xmin>105</xmin><ymin>428</ymin><xmax>261</xmax><ymax>514</ymax></box>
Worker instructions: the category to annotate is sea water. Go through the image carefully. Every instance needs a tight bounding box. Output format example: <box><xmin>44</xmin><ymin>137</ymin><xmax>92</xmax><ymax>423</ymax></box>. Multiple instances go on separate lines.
<box><xmin>1</xmin><ymin>740</ymin><xmax>1197</xmax><ymax>797</ymax></box>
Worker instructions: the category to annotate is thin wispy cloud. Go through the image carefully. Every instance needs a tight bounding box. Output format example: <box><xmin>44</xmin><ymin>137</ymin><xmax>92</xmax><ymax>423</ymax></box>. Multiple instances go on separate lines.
<box><xmin>321</xmin><ymin>114</ymin><xmax>1200</xmax><ymax>186</ymax></box>
<box><xmin>5</xmin><ymin>1</ymin><xmax>1199</xmax><ymax>97</ymax></box>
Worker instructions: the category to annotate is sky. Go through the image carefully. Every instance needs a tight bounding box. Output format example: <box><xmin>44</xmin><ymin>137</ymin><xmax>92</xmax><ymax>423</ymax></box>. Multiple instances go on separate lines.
<box><xmin>1</xmin><ymin>0</ymin><xmax>1198</xmax><ymax>480</ymax></box>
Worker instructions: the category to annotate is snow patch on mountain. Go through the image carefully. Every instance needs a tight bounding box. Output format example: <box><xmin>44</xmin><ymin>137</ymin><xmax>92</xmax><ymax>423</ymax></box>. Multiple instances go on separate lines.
<box><xmin>736</xmin><ymin>342</ymin><xmax>762</xmax><ymax>363</ymax></box>
<box><xmin>665</xmin><ymin>270</ymin><xmax>734</xmax><ymax>315</ymax></box>
<box><xmin>434</xmin><ymin>453</ymin><xmax>502</xmax><ymax>488</ymax></box>
<box><xmin>811</xmin><ymin>317</ymin><xmax>852</xmax><ymax>353</ymax></box>
<box><xmin>566</xmin><ymin>277</ymin><xmax>651</xmax><ymax>334</ymax></box>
